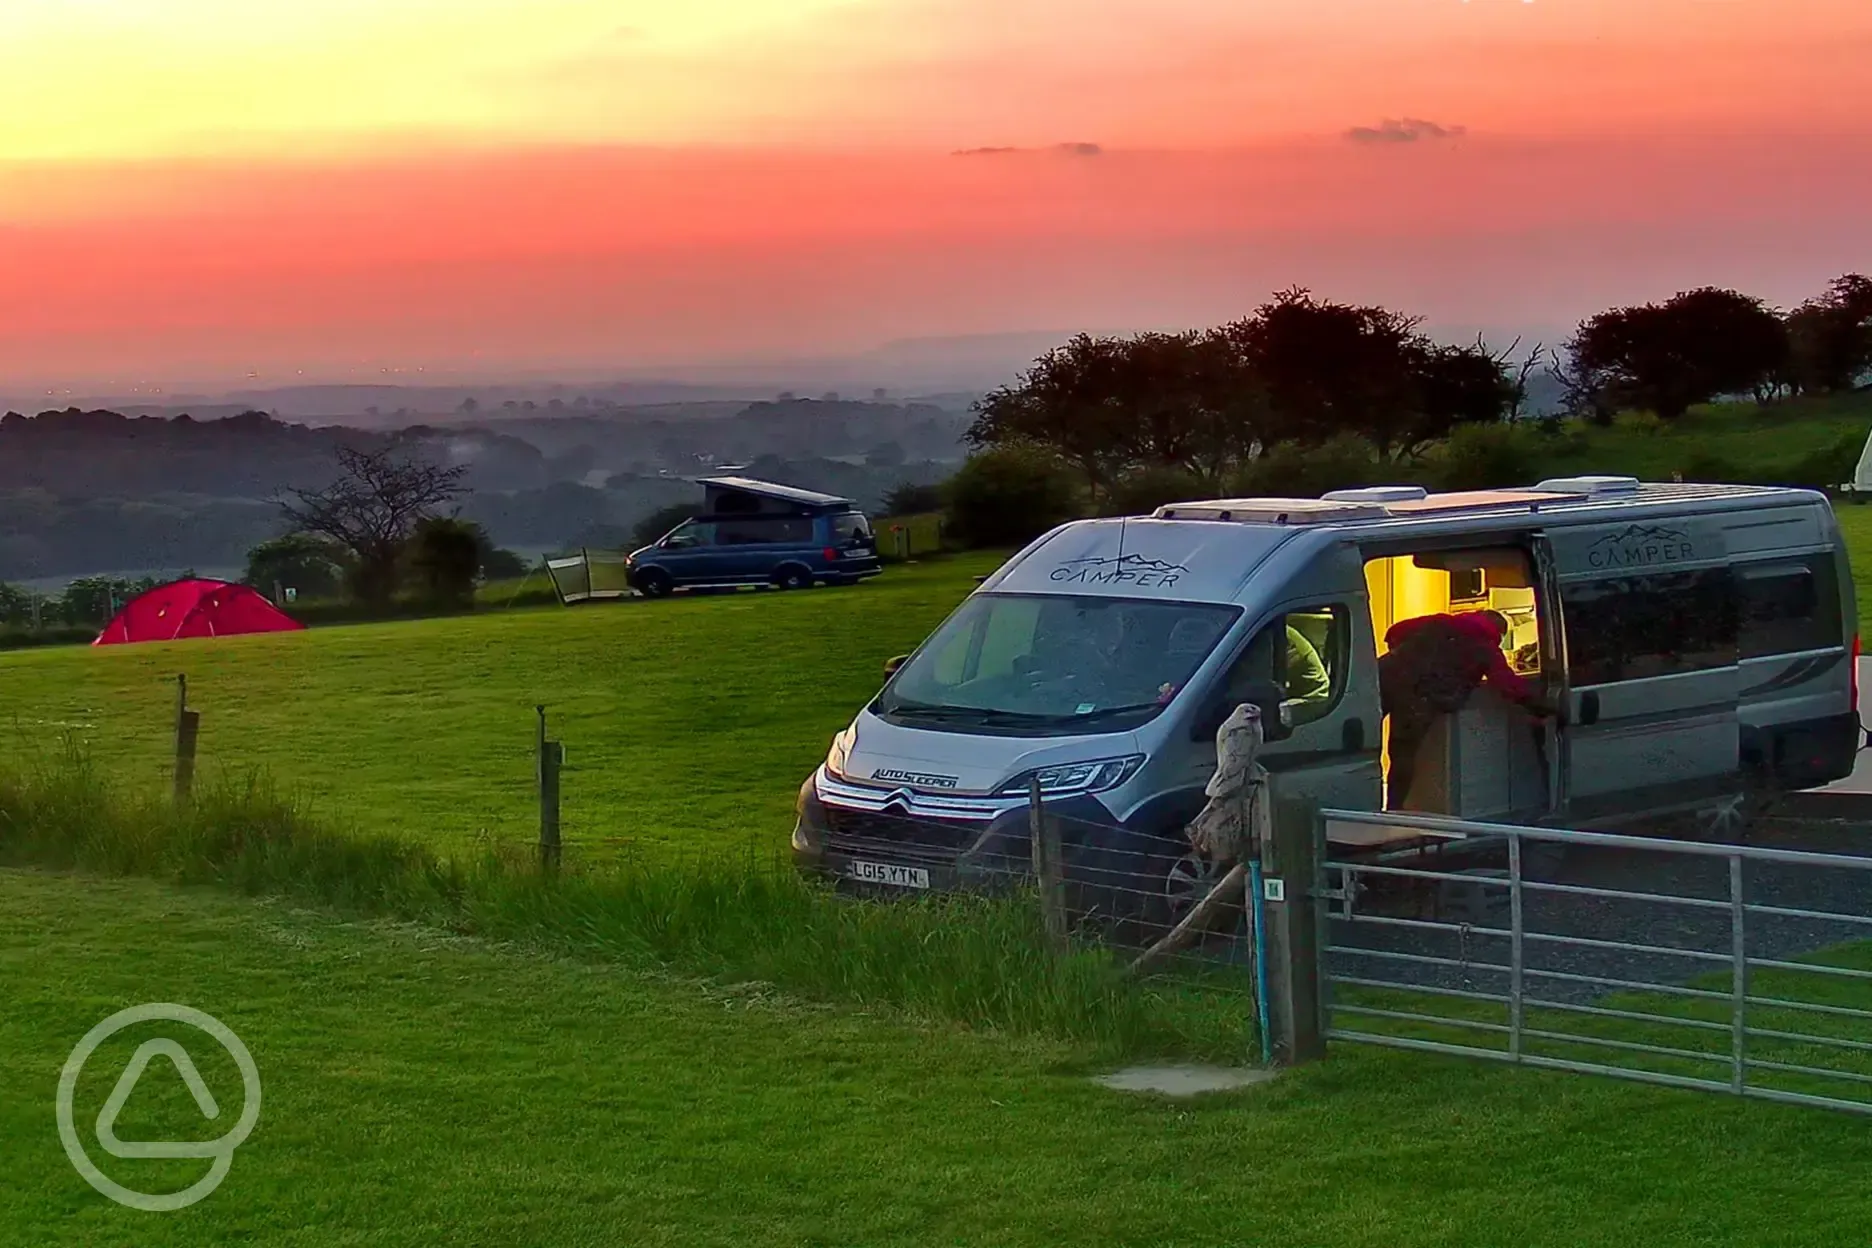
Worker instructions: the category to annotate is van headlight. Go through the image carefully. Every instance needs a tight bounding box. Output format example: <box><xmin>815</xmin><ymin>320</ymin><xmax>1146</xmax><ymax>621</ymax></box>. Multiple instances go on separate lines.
<box><xmin>824</xmin><ymin>728</ymin><xmax>855</xmax><ymax>781</ymax></box>
<box><xmin>996</xmin><ymin>755</ymin><xmax>1144</xmax><ymax>797</ymax></box>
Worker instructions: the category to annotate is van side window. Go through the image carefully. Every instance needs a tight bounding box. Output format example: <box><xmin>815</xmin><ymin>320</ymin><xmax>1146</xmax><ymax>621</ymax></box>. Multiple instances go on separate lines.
<box><xmin>662</xmin><ymin>521</ymin><xmax>714</xmax><ymax>548</ymax></box>
<box><xmin>716</xmin><ymin>517</ymin><xmax>812</xmax><ymax>545</ymax></box>
<box><xmin>1220</xmin><ymin>606</ymin><xmax>1349</xmax><ymax>727</ymax></box>
<box><xmin>1737</xmin><ymin>556</ymin><xmax>1841</xmax><ymax>658</ymax></box>
<box><xmin>1560</xmin><ymin>568</ymin><xmax>1740</xmax><ymax>686</ymax></box>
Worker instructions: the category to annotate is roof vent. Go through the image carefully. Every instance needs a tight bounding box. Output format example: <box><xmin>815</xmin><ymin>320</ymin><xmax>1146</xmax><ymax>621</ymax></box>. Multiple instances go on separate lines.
<box><xmin>1321</xmin><ymin>485</ymin><xmax>1429</xmax><ymax>504</ymax></box>
<box><xmin>1531</xmin><ymin>475</ymin><xmax>1642</xmax><ymax>496</ymax></box>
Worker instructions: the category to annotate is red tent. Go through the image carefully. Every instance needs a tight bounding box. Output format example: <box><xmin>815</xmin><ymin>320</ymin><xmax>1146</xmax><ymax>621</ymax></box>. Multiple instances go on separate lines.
<box><xmin>94</xmin><ymin>579</ymin><xmax>305</xmax><ymax>646</ymax></box>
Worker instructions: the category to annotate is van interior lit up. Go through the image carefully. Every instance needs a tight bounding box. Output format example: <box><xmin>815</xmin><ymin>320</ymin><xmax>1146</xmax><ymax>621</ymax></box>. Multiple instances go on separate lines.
<box><xmin>1364</xmin><ymin>547</ymin><xmax>1552</xmax><ymax>819</ymax></box>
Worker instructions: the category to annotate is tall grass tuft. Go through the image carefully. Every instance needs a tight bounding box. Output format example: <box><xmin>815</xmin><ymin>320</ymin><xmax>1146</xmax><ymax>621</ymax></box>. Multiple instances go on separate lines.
<box><xmin>0</xmin><ymin>746</ymin><xmax>1257</xmax><ymax>1062</ymax></box>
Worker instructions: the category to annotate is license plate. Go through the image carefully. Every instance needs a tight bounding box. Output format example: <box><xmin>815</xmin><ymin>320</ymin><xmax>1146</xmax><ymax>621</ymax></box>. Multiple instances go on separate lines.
<box><xmin>845</xmin><ymin>860</ymin><xmax>931</xmax><ymax>889</ymax></box>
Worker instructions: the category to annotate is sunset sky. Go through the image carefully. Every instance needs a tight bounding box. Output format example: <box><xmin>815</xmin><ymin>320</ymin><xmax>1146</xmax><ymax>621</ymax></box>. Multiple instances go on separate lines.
<box><xmin>2</xmin><ymin>0</ymin><xmax>1869</xmax><ymax>391</ymax></box>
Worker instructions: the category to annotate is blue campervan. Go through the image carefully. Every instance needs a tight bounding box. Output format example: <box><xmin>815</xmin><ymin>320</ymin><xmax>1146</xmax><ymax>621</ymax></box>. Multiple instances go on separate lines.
<box><xmin>625</xmin><ymin>477</ymin><xmax>882</xmax><ymax>597</ymax></box>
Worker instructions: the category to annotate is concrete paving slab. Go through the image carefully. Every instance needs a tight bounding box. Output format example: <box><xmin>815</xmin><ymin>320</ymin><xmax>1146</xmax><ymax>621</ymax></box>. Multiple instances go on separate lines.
<box><xmin>1092</xmin><ymin>1064</ymin><xmax>1276</xmax><ymax>1097</ymax></box>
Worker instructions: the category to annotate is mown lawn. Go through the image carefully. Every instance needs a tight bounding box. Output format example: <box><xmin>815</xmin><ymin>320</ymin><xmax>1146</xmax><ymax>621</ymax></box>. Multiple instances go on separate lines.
<box><xmin>0</xmin><ymin>555</ymin><xmax>1002</xmax><ymax>862</ymax></box>
<box><xmin>6</xmin><ymin>867</ymin><xmax>1872</xmax><ymax>1248</ymax></box>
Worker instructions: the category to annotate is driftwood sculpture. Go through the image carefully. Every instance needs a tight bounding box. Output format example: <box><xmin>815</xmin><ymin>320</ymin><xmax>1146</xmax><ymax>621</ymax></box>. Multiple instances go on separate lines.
<box><xmin>1128</xmin><ymin>702</ymin><xmax>1272</xmax><ymax>975</ymax></box>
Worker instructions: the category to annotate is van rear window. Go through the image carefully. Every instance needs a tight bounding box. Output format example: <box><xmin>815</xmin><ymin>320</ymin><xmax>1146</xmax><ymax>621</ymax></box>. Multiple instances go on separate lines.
<box><xmin>1737</xmin><ymin>555</ymin><xmax>1842</xmax><ymax>658</ymax></box>
<box><xmin>832</xmin><ymin>513</ymin><xmax>871</xmax><ymax>542</ymax></box>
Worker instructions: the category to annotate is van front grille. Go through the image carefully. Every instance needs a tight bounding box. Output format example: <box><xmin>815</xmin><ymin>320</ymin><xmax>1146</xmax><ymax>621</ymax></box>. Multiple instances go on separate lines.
<box><xmin>822</xmin><ymin>805</ymin><xmax>982</xmax><ymax>860</ymax></box>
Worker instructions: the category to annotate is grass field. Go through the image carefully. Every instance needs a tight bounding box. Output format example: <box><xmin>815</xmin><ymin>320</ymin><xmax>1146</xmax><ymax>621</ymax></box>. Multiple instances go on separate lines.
<box><xmin>0</xmin><ymin>554</ymin><xmax>1003</xmax><ymax>861</ymax></box>
<box><xmin>9</xmin><ymin>472</ymin><xmax>1872</xmax><ymax>869</ymax></box>
<box><xmin>9</xmin><ymin>468</ymin><xmax>1872</xmax><ymax>1239</ymax></box>
<box><xmin>8</xmin><ymin>867</ymin><xmax>1872</xmax><ymax>1247</ymax></box>
<box><xmin>1532</xmin><ymin>392</ymin><xmax>1871</xmax><ymax>485</ymax></box>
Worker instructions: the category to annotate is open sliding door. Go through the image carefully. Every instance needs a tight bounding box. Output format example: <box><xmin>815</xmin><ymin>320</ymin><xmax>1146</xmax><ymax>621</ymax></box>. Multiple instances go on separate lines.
<box><xmin>1545</xmin><ymin>519</ymin><xmax>1742</xmax><ymax>824</ymax></box>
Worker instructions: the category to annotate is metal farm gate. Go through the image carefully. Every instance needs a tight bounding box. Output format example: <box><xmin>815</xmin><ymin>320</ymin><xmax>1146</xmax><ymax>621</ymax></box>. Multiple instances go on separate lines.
<box><xmin>1312</xmin><ymin>808</ymin><xmax>1872</xmax><ymax>1114</ymax></box>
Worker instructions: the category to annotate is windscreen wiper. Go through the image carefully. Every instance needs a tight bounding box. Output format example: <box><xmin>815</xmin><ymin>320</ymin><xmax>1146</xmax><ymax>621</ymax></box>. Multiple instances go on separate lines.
<box><xmin>881</xmin><ymin>702</ymin><xmax>1050</xmax><ymax>727</ymax></box>
<box><xmin>1033</xmin><ymin>701</ymin><xmax>1165</xmax><ymax>728</ymax></box>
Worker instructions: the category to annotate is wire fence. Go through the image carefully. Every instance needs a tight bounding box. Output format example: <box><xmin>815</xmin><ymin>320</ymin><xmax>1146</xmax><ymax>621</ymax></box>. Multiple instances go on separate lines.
<box><xmin>808</xmin><ymin>791</ymin><xmax>1272</xmax><ymax>1056</ymax></box>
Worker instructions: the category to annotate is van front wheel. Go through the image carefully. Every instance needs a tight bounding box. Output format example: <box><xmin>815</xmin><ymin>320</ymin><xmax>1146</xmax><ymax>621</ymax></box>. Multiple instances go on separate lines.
<box><xmin>635</xmin><ymin>569</ymin><xmax>672</xmax><ymax>598</ymax></box>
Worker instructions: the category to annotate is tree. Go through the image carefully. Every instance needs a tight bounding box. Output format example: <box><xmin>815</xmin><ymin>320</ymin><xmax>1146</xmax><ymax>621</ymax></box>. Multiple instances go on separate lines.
<box><xmin>480</xmin><ymin>546</ymin><xmax>530</xmax><ymax>580</ymax></box>
<box><xmin>1787</xmin><ymin>274</ymin><xmax>1872</xmax><ymax>394</ymax></box>
<box><xmin>1564</xmin><ymin>287</ymin><xmax>1789</xmax><ymax>421</ymax></box>
<box><xmin>1220</xmin><ymin>289</ymin><xmax>1516</xmax><ymax>458</ymax></box>
<box><xmin>1221</xmin><ymin>289</ymin><xmax>1419</xmax><ymax>452</ymax></box>
<box><xmin>1104</xmin><ymin>330</ymin><xmax>1262</xmax><ymax>482</ymax></box>
<box><xmin>404</xmin><ymin>517</ymin><xmax>483</xmax><ymax>606</ymax></box>
<box><xmin>1104</xmin><ymin>465</ymin><xmax>1210</xmax><ymax>517</ymax></box>
<box><xmin>966</xmin><ymin>334</ymin><xmax>1139</xmax><ymax>496</ymax></box>
<box><xmin>59</xmin><ymin>576</ymin><xmax>142</xmax><ymax>626</ymax></box>
<box><xmin>942</xmin><ymin>446</ymin><xmax>1082</xmax><ymax>548</ymax></box>
<box><xmin>0</xmin><ymin>581</ymin><xmax>38</xmax><ymax>626</ymax></box>
<box><xmin>280</xmin><ymin>446</ymin><xmax>467</xmax><ymax>605</ymax></box>
<box><xmin>881</xmin><ymin>482</ymin><xmax>944</xmax><ymax>517</ymax></box>
<box><xmin>864</xmin><ymin>440</ymin><xmax>906</xmax><ymax>468</ymax></box>
<box><xmin>1399</xmin><ymin>338</ymin><xmax>1523</xmax><ymax>456</ymax></box>
<box><xmin>632</xmin><ymin>502</ymin><xmax>698</xmax><ymax>547</ymax></box>
<box><xmin>458</xmin><ymin>397</ymin><xmax>479</xmax><ymax>415</ymax></box>
<box><xmin>243</xmin><ymin>533</ymin><xmax>348</xmax><ymax>599</ymax></box>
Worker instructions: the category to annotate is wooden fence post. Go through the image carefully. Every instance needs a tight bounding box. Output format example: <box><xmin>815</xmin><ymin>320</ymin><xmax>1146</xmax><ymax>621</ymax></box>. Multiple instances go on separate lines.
<box><xmin>1261</xmin><ymin>796</ymin><xmax>1326</xmax><ymax>1065</ymax></box>
<box><xmin>1028</xmin><ymin>779</ymin><xmax>1068</xmax><ymax>951</ymax></box>
<box><xmin>173</xmin><ymin>674</ymin><xmax>199</xmax><ymax>803</ymax></box>
<box><xmin>537</xmin><ymin>705</ymin><xmax>563</xmax><ymax>872</ymax></box>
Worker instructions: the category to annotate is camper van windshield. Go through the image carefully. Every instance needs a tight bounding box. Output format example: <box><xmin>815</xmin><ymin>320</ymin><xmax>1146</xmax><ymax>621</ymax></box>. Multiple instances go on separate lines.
<box><xmin>875</xmin><ymin>593</ymin><xmax>1240</xmax><ymax>736</ymax></box>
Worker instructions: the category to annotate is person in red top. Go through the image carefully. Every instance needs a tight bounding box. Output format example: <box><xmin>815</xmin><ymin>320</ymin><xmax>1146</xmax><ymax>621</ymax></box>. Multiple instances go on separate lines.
<box><xmin>1379</xmin><ymin>610</ymin><xmax>1551</xmax><ymax>809</ymax></box>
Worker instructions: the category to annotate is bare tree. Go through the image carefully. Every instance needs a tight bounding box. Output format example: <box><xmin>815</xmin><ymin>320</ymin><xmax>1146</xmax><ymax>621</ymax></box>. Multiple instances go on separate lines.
<box><xmin>281</xmin><ymin>446</ymin><xmax>467</xmax><ymax>605</ymax></box>
<box><xmin>1489</xmin><ymin>337</ymin><xmax>1547</xmax><ymax>421</ymax></box>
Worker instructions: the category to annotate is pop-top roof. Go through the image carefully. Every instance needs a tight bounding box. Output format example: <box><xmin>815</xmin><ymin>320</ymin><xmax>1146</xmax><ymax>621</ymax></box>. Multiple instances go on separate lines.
<box><xmin>696</xmin><ymin>476</ymin><xmax>853</xmax><ymax>509</ymax></box>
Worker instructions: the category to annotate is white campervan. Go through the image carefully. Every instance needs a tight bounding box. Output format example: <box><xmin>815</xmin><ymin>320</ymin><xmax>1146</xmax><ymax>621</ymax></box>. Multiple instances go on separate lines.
<box><xmin>793</xmin><ymin>477</ymin><xmax>1861</xmax><ymax>917</ymax></box>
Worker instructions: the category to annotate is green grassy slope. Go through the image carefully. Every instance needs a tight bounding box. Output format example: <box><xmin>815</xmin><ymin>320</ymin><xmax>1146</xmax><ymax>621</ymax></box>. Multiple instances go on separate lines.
<box><xmin>6</xmin><ymin>867</ymin><xmax>1872</xmax><ymax>1248</ymax></box>
<box><xmin>8</xmin><ymin>473</ymin><xmax>1872</xmax><ymax>866</ymax></box>
<box><xmin>0</xmin><ymin>556</ymin><xmax>1002</xmax><ymax>860</ymax></box>
<box><xmin>1522</xmin><ymin>391</ymin><xmax>1871</xmax><ymax>484</ymax></box>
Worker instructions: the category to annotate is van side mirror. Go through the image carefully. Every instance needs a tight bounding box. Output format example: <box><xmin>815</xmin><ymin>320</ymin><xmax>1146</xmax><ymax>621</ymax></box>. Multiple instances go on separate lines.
<box><xmin>884</xmin><ymin>655</ymin><xmax>908</xmax><ymax>677</ymax></box>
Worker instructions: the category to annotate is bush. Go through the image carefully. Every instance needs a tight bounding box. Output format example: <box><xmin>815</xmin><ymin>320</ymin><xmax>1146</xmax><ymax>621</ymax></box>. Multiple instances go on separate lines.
<box><xmin>942</xmin><ymin>447</ymin><xmax>1083</xmax><ymax>548</ymax></box>
<box><xmin>244</xmin><ymin>533</ymin><xmax>348</xmax><ymax>600</ymax></box>
<box><xmin>1432</xmin><ymin>423</ymin><xmax>1542</xmax><ymax>492</ymax></box>
<box><xmin>480</xmin><ymin>546</ymin><xmax>531</xmax><ymax>581</ymax></box>
<box><xmin>1774</xmin><ymin>428</ymin><xmax>1864</xmax><ymax>489</ymax></box>
<box><xmin>1103</xmin><ymin>466</ymin><xmax>1211</xmax><ymax>517</ymax></box>
<box><xmin>404</xmin><ymin>517</ymin><xmax>483</xmax><ymax>607</ymax></box>
<box><xmin>1680</xmin><ymin>450</ymin><xmax>1742</xmax><ymax>484</ymax></box>
<box><xmin>881</xmin><ymin>482</ymin><xmax>944</xmax><ymax>517</ymax></box>
<box><xmin>0</xmin><ymin>624</ymin><xmax>96</xmax><ymax>651</ymax></box>
<box><xmin>1230</xmin><ymin>434</ymin><xmax>1394</xmax><ymax>499</ymax></box>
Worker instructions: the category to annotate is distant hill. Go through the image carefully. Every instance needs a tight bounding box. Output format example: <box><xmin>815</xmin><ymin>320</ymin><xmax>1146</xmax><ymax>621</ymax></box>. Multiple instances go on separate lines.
<box><xmin>0</xmin><ymin>398</ymin><xmax>971</xmax><ymax>582</ymax></box>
